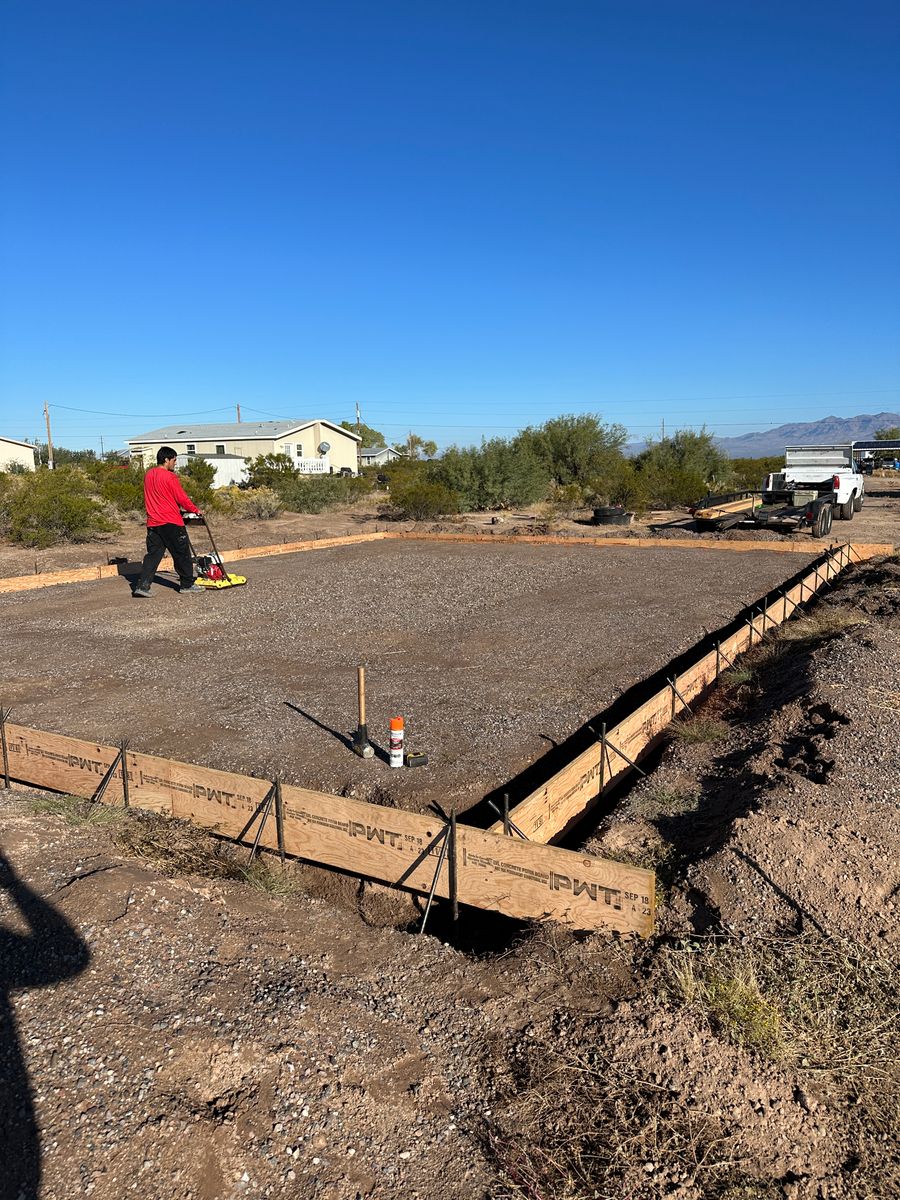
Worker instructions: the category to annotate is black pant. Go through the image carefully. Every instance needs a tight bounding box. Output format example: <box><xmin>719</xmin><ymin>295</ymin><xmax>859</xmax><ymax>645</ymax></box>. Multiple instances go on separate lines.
<box><xmin>137</xmin><ymin>524</ymin><xmax>195</xmax><ymax>590</ymax></box>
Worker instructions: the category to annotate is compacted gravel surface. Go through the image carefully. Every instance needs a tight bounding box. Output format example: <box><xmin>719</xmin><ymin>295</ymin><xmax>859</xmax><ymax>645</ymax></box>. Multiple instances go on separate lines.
<box><xmin>1</xmin><ymin>540</ymin><xmax>816</xmax><ymax>813</ymax></box>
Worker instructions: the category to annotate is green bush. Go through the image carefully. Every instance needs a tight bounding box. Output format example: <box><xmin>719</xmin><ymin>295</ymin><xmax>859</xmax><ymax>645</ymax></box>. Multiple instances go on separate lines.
<box><xmin>221</xmin><ymin>486</ymin><xmax>283</xmax><ymax>519</ymax></box>
<box><xmin>245</xmin><ymin>453</ymin><xmax>299</xmax><ymax>490</ymax></box>
<box><xmin>430</xmin><ymin>438</ymin><xmax>548</xmax><ymax>510</ymax></box>
<box><xmin>97</xmin><ymin>464</ymin><xmax>146</xmax><ymax>512</ymax></box>
<box><xmin>516</xmin><ymin>413</ymin><xmax>627</xmax><ymax>487</ymax></box>
<box><xmin>6</xmin><ymin>468</ymin><xmax>116</xmax><ymax>547</ymax></box>
<box><xmin>730</xmin><ymin>456</ymin><xmax>782</xmax><ymax>491</ymax></box>
<box><xmin>587</xmin><ymin>459</ymin><xmax>649</xmax><ymax>512</ymax></box>
<box><xmin>388</xmin><ymin>480</ymin><xmax>460</xmax><ymax>520</ymax></box>
<box><xmin>178</xmin><ymin>458</ymin><xmax>216</xmax><ymax>509</ymax></box>
<box><xmin>278</xmin><ymin>473</ymin><xmax>371</xmax><ymax>514</ymax></box>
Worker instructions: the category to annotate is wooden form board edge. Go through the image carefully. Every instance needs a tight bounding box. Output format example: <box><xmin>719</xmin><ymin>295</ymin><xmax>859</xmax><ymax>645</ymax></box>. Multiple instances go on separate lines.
<box><xmin>489</xmin><ymin>542</ymin><xmax>877</xmax><ymax>843</ymax></box>
<box><xmin>394</xmin><ymin>532</ymin><xmax>896</xmax><ymax>557</ymax></box>
<box><xmin>1</xmin><ymin>532</ymin><xmax>893</xmax><ymax>595</ymax></box>
<box><xmin>0</xmin><ymin>532</ymin><xmax>390</xmax><ymax>594</ymax></box>
<box><xmin>2</xmin><ymin>722</ymin><xmax>654</xmax><ymax>935</ymax></box>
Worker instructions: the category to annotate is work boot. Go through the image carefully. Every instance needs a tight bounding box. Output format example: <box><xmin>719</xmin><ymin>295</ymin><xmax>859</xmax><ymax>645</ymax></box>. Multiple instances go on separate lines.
<box><xmin>178</xmin><ymin>583</ymin><xmax>206</xmax><ymax>594</ymax></box>
<box><xmin>132</xmin><ymin>586</ymin><xmax>152</xmax><ymax>598</ymax></box>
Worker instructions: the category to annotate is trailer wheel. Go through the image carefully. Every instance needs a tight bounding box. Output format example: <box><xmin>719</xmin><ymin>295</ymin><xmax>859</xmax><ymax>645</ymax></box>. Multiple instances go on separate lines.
<box><xmin>853</xmin><ymin>492</ymin><xmax>863</xmax><ymax>512</ymax></box>
<box><xmin>839</xmin><ymin>497</ymin><xmax>854</xmax><ymax>520</ymax></box>
<box><xmin>812</xmin><ymin>504</ymin><xmax>833</xmax><ymax>538</ymax></box>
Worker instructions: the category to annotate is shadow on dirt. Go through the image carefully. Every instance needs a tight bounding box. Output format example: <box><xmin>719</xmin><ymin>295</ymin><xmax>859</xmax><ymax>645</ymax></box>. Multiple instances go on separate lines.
<box><xmin>0</xmin><ymin>849</ymin><xmax>90</xmax><ymax>1200</ymax></box>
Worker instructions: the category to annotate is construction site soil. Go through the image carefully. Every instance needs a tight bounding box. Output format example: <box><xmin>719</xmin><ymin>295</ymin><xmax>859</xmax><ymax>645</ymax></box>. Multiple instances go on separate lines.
<box><xmin>1</xmin><ymin>557</ymin><xmax>898</xmax><ymax>1200</ymax></box>
<box><xmin>1</xmin><ymin>540</ymin><xmax>819</xmax><ymax>815</ymax></box>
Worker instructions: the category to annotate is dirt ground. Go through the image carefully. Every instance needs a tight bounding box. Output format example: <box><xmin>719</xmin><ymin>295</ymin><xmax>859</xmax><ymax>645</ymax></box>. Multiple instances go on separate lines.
<box><xmin>1</xmin><ymin>557</ymin><xmax>898</xmax><ymax>1200</ymax></box>
<box><xmin>0</xmin><ymin>476</ymin><xmax>896</xmax><ymax>581</ymax></box>
<box><xmin>1</xmin><ymin>540</ymin><xmax>819</xmax><ymax>814</ymax></box>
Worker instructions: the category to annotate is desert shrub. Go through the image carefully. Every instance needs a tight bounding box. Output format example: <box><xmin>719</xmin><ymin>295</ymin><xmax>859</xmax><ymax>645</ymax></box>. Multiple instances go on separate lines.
<box><xmin>6</xmin><ymin>467</ymin><xmax>116</xmax><ymax>547</ymax></box>
<box><xmin>638</xmin><ymin>463</ymin><xmax>709</xmax><ymax>508</ymax></box>
<box><xmin>516</xmin><ymin>412</ymin><xmax>628</xmax><ymax>487</ymax></box>
<box><xmin>635</xmin><ymin>428</ymin><xmax>732</xmax><ymax>506</ymax></box>
<box><xmin>541</xmin><ymin>482</ymin><xmax>586</xmax><ymax>519</ymax></box>
<box><xmin>730</xmin><ymin>455</ymin><xmax>783</xmax><ymax>491</ymax></box>
<box><xmin>388</xmin><ymin>480</ymin><xmax>460</xmax><ymax>520</ymax></box>
<box><xmin>0</xmin><ymin>472</ymin><xmax>21</xmax><ymax>535</ymax></box>
<box><xmin>430</xmin><ymin>438</ymin><xmax>548</xmax><ymax>510</ymax></box>
<box><xmin>97</xmin><ymin>464</ymin><xmax>146</xmax><ymax>512</ymax></box>
<box><xmin>587</xmin><ymin>458</ymin><xmax>649</xmax><ymax>511</ymax></box>
<box><xmin>227</xmin><ymin>486</ymin><xmax>282</xmax><ymax>519</ymax></box>
<box><xmin>277</xmin><ymin>473</ymin><xmax>371</xmax><ymax>514</ymax></box>
<box><xmin>245</xmin><ymin>453</ymin><xmax>299</xmax><ymax>490</ymax></box>
<box><xmin>178</xmin><ymin>458</ymin><xmax>216</xmax><ymax>508</ymax></box>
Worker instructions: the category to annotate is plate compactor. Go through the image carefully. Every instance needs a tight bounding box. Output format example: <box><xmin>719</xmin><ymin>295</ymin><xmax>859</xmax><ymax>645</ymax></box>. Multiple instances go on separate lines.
<box><xmin>183</xmin><ymin>514</ymin><xmax>247</xmax><ymax>589</ymax></box>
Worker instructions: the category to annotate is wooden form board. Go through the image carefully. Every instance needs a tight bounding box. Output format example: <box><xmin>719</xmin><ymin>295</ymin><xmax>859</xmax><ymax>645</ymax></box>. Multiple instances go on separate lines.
<box><xmin>394</xmin><ymin>532</ymin><xmax>895</xmax><ymax>557</ymax></box>
<box><xmin>0</xmin><ymin>533</ymin><xmax>390</xmax><ymax>595</ymax></box>
<box><xmin>488</xmin><ymin>542</ymin><xmax>880</xmax><ymax>843</ymax></box>
<box><xmin>3</xmin><ymin>722</ymin><xmax>654</xmax><ymax>935</ymax></box>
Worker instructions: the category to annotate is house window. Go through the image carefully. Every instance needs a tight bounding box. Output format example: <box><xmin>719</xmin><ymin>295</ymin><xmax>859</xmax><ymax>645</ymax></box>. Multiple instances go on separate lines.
<box><xmin>186</xmin><ymin>443</ymin><xmax>196</xmax><ymax>456</ymax></box>
<box><xmin>283</xmin><ymin>444</ymin><xmax>292</xmax><ymax>456</ymax></box>
<box><xmin>295</xmin><ymin>444</ymin><xmax>303</xmax><ymax>457</ymax></box>
<box><xmin>215</xmin><ymin>444</ymin><xmax>225</xmax><ymax>456</ymax></box>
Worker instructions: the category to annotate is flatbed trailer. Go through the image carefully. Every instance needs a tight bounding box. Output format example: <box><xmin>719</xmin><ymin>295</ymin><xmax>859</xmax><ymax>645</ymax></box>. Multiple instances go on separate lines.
<box><xmin>690</xmin><ymin>490</ymin><xmax>759</xmax><ymax>531</ymax></box>
<box><xmin>753</xmin><ymin>485</ymin><xmax>836</xmax><ymax>537</ymax></box>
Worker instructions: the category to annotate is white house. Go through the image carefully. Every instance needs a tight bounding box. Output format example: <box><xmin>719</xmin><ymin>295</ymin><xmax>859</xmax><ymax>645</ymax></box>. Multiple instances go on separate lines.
<box><xmin>360</xmin><ymin>445</ymin><xmax>406</xmax><ymax>467</ymax></box>
<box><xmin>0</xmin><ymin>436</ymin><xmax>37</xmax><ymax>472</ymax></box>
<box><xmin>128</xmin><ymin>419</ymin><xmax>361</xmax><ymax>475</ymax></box>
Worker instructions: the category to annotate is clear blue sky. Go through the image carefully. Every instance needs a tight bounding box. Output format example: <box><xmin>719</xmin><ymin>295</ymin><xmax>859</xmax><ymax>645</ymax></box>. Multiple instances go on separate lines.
<box><xmin>1</xmin><ymin>0</ymin><xmax>898</xmax><ymax>453</ymax></box>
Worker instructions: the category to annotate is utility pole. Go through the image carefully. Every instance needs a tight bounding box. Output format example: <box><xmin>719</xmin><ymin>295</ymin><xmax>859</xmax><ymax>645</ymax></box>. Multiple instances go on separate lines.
<box><xmin>43</xmin><ymin>402</ymin><xmax>54</xmax><ymax>469</ymax></box>
<box><xmin>236</xmin><ymin>404</ymin><xmax>242</xmax><ymax>423</ymax></box>
<box><xmin>100</xmin><ymin>435</ymin><xmax>105</xmax><ymax>458</ymax></box>
<box><xmin>355</xmin><ymin>402</ymin><xmax>362</xmax><ymax>474</ymax></box>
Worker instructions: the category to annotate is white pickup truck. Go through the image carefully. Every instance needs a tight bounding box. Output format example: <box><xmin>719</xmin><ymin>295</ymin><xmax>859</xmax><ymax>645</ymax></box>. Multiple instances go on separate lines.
<box><xmin>754</xmin><ymin>445</ymin><xmax>864</xmax><ymax>538</ymax></box>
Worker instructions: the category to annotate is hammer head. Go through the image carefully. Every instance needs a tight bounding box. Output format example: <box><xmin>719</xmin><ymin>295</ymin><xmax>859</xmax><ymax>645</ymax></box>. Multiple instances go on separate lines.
<box><xmin>352</xmin><ymin>725</ymin><xmax>374</xmax><ymax>758</ymax></box>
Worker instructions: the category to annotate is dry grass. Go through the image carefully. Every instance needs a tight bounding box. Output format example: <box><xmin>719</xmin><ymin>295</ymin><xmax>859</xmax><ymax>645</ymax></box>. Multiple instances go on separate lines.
<box><xmin>626</xmin><ymin>785</ymin><xmax>701</xmax><ymax>820</ymax></box>
<box><xmin>669</xmin><ymin>716</ymin><xmax>730</xmax><ymax>745</ymax></box>
<box><xmin>776</xmin><ymin>606</ymin><xmax>868</xmax><ymax>644</ymax></box>
<box><xmin>238</xmin><ymin>856</ymin><xmax>298</xmax><ymax>896</ymax></box>
<box><xmin>719</xmin><ymin>664</ymin><xmax>755</xmax><ymax>689</ymax></box>
<box><xmin>28</xmin><ymin>793</ymin><xmax>128</xmax><ymax>829</ymax></box>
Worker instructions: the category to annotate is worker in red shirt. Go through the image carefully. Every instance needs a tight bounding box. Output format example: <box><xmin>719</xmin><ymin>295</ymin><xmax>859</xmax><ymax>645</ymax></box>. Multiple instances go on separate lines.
<box><xmin>133</xmin><ymin>447</ymin><xmax>205</xmax><ymax>597</ymax></box>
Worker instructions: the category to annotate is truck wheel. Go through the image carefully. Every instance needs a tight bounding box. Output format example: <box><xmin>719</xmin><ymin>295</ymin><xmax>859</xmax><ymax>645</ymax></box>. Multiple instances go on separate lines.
<box><xmin>839</xmin><ymin>497</ymin><xmax>854</xmax><ymax>520</ymax></box>
<box><xmin>812</xmin><ymin>504</ymin><xmax>833</xmax><ymax>538</ymax></box>
<box><xmin>853</xmin><ymin>492</ymin><xmax>863</xmax><ymax>512</ymax></box>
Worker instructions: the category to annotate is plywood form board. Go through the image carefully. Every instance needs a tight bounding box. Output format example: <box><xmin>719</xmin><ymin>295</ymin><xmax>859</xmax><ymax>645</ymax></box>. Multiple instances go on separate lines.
<box><xmin>4</xmin><ymin>723</ymin><xmax>654</xmax><ymax>934</ymax></box>
<box><xmin>489</xmin><ymin>546</ymin><xmax>855</xmax><ymax>842</ymax></box>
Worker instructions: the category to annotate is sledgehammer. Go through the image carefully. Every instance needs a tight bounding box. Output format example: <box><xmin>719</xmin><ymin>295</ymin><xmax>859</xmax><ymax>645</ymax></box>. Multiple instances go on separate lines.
<box><xmin>352</xmin><ymin>666</ymin><xmax>374</xmax><ymax>758</ymax></box>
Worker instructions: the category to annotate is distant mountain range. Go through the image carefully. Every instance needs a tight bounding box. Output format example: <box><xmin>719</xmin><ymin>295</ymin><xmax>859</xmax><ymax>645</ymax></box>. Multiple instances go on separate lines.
<box><xmin>626</xmin><ymin>412</ymin><xmax>900</xmax><ymax>458</ymax></box>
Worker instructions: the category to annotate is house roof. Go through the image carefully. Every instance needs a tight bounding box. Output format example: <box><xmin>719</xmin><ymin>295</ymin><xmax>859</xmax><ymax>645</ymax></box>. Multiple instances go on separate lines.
<box><xmin>0</xmin><ymin>435</ymin><xmax>36</xmax><ymax>450</ymax></box>
<box><xmin>361</xmin><ymin>445</ymin><xmax>404</xmax><ymax>455</ymax></box>
<box><xmin>128</xmin><ymin>419</ymin><xmax>360</xmax><ymax>443</ymax></box>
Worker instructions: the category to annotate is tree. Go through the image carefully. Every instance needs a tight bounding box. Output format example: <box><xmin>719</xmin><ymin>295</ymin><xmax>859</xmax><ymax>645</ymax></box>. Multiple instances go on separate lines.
<box><xmin>341</xmin><ymin>420</ymin><xmax>386</xmax><ymax>448</ymax></box>
<box><xmin>396</xmin><ymin>433</ymin><xmax>437</xmax><ymax>460</ymax></box>
<box><xmin>515</xmin><ymin>414</ymin><xmax>627</xmax><ymax>487</ymax></box>
<box><xmin>635</xmin><ymin>428</ymin><xmax>731</xmax><ymax>489</ymax></box>
<box><xmin>874</xmin><ymin>426</ymin><xmax>900</xmax><ymax>441</ymax></box>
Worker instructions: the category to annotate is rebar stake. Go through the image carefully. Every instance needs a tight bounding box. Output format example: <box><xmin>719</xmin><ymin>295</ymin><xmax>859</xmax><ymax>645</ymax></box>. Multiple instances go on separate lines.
<box><xmin>274</xmin><ymin>778</ymin><xmax>286</xmax><ymax>865</ymax></box>
<box><xmin>119</xmin><ymin>739</ymin><xmax>130</xmax><ymax>808</ymax></box>
<box><xmin>0</xmin><ymin>706</ymin><xmax>11</xmax><ymax>791</ymax></box>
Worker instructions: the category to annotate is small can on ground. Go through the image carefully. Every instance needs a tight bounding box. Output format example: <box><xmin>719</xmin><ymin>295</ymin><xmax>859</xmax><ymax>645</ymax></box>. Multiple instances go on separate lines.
<box><xmin>389</xmin><ymin>717</ymin><xmax>405</xmax><ymax>768</ymax></box>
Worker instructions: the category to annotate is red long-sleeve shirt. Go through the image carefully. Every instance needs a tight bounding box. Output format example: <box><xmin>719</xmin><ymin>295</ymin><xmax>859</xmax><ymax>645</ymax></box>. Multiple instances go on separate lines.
<box><xmin>143</xmin><ymin>467</ymin><xmax>200</xmax><ymax>527</ymax></box>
